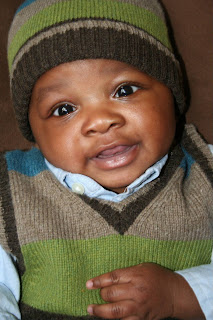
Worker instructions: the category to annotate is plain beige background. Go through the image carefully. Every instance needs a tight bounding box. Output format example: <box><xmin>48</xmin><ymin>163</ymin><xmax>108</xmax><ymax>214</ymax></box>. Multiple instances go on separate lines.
<box><xmin>0</xmin><ymin>0</ymin><xmax>212</xmax><ymax>152</ymax></box>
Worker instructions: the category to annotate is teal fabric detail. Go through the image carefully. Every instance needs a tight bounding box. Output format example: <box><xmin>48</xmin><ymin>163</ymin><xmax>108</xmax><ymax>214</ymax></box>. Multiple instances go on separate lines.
<box><xmin>180</xmin><ymin>146</ymin><xmax>195</xmax><ymax>178</ymax></box>
<box><xmin>16</xmin><ymin>0</ymin><xmax>37</xmax><ymax>14</ymax></box>
<box><xmin>6</xmin><ymin>148</ymin><xmax>47</xmax><ymax>177</ymax></box>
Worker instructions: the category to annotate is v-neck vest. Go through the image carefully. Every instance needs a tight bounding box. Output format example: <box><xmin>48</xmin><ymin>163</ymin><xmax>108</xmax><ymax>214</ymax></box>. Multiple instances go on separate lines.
<box><xmin>0</xmin><ymin>124</ymin><xmax>213</xmax><ymax>319</ymax></box>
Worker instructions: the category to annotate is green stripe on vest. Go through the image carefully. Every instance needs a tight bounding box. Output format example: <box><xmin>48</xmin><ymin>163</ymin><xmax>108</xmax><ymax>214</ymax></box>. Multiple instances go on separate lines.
<box><xmin>21</xmin><ymin>235</ymin><xmax>212</xmax><ymax>315</ymax></box>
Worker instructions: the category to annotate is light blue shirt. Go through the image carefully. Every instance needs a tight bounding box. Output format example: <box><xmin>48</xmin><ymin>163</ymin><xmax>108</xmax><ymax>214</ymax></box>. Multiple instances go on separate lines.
<box><xmin>45</xmin><ymin>155</ymin><xmax>168</xmax><ymax>201</ymax></box>
<box><xmin>0</xmin><ymin>248</ymin><xmax>21</xmax><ymax>319</ymax></box>
<box><xmin>1</xmin><ymin>148</ymin><xmax>213</xmax><ymax>319</ymax></box>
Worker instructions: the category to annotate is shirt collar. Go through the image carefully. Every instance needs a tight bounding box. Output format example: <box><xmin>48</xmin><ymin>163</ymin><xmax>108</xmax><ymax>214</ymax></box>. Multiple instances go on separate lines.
<box><xmin>45</xmin><ymin>155</ymin><xmax>168</xmax><ymax>202</ymax></box>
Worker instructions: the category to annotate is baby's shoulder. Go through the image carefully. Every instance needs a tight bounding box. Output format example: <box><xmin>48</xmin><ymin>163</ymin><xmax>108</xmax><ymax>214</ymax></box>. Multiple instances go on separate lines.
<box><xmin>181</xmin><ymin>124</ymin><xmax>213</xmax><ymax>161</ymax></box>
<box><xmin>180</xmin><ymin>124</ymin><xmax>213</xmax><ymax>184</ymax></box>
<box><xmin>0</xmin><ymin>147</ymin><xmax>47</xmax><ymax>177</ymax></box>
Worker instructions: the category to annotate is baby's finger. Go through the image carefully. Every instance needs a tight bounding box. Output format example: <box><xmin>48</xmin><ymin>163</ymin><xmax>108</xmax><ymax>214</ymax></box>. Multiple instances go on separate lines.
<box><xmin>100</xmin><ymin>283</ymin><xmax>135</xmax><ymax>302</ymax></box>
<box><xmin>86</xmin><ymin>267</ymin><xmax>134</xmax><ymax>289</ymax></box>
<box><xmin>87</xmin><ymin>300</ymin><xmax>135</xmax><ymax>319</ymax></box>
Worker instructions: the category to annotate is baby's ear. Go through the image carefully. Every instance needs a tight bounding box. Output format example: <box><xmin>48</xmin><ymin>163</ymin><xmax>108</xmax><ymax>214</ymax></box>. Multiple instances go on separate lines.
<box><xmin>174</xmin><ymin>114</ymin><xmax>186</xmax><ymax>145</ymax></box>
<box><xmin>172</xmin><ymin>98</ymin><xmax>184</xmax><ymax>124</ymax></box>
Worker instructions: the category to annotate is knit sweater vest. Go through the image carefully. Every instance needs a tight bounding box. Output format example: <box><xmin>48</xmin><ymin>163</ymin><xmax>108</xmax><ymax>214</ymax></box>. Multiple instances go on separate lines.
<box><xmin>0</xmin><ymin>124</ymin><xmax>213</xmax><ymax>320</ymax></box>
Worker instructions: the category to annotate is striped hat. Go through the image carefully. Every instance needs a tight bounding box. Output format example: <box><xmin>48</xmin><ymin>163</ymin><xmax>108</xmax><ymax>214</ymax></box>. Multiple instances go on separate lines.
<box><xmin>8</xmin><ymin>0</ymin><xmax>185</xmax><ymax>142</ymax></box>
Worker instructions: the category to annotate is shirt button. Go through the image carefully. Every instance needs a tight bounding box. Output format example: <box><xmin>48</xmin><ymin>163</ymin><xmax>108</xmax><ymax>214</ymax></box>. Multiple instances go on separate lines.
<box><xmin>71</xmin><ymin>182</ymin><xmax>85</xmax><ymax>195</ymax></box>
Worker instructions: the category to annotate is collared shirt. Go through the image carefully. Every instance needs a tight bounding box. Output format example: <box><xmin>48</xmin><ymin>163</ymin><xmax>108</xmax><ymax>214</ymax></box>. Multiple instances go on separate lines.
<box><xmin>45</xmin><ymin>155</ymin><xmax>168</xmax><ymax>202</ymax></box>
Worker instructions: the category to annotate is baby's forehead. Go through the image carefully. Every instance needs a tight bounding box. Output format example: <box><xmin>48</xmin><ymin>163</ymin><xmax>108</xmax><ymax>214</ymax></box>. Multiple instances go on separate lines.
<box><xmin>35</xmin><ymin>59</ymin><xmax>153</xmax><ymax>83</ymax></box>
<box><xmin>39</xmin><ymin>59</ymin><xmax>144</xmax><ymax>75</ymax></box>
<box><xmin>32</xmin><ymin>59</ymin><xmax>155</xmax><ymax>94</ymax></box>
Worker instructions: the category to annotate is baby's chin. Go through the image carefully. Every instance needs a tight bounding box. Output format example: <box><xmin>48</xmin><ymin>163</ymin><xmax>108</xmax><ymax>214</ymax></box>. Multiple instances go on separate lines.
<box><xmin>105</xmin><ymin>185</ymin><xmax>127</xmax><ymax>194</ymax></box>
<box><xmin>98</xmin><ymin>172</ymin><xmax>143</xmax><ymax>194</ymax></box>
<box><xmin>101</xmin><ymin>179</ymin><xmax>135</xmax><ymax>194</ymax></box>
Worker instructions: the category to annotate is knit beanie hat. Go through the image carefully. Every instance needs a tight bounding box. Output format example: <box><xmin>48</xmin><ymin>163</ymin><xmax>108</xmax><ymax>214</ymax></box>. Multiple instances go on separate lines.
<box><xmin>8</xmin><ymin>0</ymin><xmax>185</xmax><ymax>142</ymax></box>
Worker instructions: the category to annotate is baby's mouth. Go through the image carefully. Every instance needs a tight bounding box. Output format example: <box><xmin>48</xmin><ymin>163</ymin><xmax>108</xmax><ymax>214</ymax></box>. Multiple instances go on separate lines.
<box><xmin>91</xmin><ymin>144</ymin><xmax>139</xmax><ymax>170</ymax></box>
<box><xmin>96</xmin><ymin>145</ymin><xmax>132</xmax><ymax>159</ymax></box>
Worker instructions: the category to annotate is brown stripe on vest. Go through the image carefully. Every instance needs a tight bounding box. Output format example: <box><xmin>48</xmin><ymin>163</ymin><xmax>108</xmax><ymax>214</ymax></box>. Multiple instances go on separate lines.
<box><xmin>0</xmin><ymin>152</ymin><xmax>25</xmax><ymax>275</ymax></box>
<box><xmin>20</xmin><ymin>302</ymin><xmax>179</xmax><ymax>320</ymax></box>
<box><xmin>20</xmin><ymin>302</ymin><xmax>113</xmax><ymax>320</ymax></box>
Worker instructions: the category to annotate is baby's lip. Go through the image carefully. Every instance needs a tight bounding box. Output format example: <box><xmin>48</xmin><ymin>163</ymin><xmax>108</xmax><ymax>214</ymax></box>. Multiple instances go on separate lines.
<box><xmin>90</xmin><ymin>143</ymin><xmax>139</xmax><ymax>170</ymax></box>
<box><xmin>91</xmin><ymin>143</ymin><xmax>132</xmax><ymax>159</ymax></box>
<box><xmin>95</xmin><ymin>145</ymin><xmax>131</xmax><ymax>159</ymax></box>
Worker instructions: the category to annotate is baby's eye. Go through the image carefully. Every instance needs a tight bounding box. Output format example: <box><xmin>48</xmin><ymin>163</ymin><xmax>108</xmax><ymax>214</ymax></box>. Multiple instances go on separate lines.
<box><xmin>53</xmin><ymin>103</ymin><xmax>76</xmax><ymax>116</ymax></box>
<box><xmin>114</xmin><ymin>85</ymin><xmax>140</xmax><ymax>98</ymax></box>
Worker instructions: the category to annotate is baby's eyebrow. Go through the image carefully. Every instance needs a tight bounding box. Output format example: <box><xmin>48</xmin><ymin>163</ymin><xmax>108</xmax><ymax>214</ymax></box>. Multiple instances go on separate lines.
<box><xmin>35</xmin><ymin>83</ymin><xmax>66</xmax><ymax>104</ymax></box>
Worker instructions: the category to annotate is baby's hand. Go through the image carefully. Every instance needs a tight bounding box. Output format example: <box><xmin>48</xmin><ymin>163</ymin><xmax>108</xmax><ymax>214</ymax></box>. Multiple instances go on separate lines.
<box><xmin>86</xmin><ymin>263</ymin><xmax>205</xmax><ymax>320</ymax></box>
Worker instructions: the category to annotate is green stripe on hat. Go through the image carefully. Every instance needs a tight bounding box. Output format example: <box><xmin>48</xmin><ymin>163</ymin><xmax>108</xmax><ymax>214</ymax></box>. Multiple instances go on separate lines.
<box><xmin>10</xmin><ymin>19</ymin><xmax>176</xmax><ymax>81</ymax></box>
<box><xmin>9</xmin><ymin>0</ymin><xmax>165</xmax><ymax>44</ymax></box>
<box><xmin>8</xmin><ymin>0</ymin><xmax>171</xmax><ymax>71</ymax></box>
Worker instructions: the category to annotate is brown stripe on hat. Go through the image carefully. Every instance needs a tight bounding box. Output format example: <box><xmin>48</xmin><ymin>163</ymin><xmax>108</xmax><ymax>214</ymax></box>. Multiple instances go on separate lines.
<box><xmin>10</xmin><ymin>19</ymin><xmax>177</xmax><ymax>80</ymax></box>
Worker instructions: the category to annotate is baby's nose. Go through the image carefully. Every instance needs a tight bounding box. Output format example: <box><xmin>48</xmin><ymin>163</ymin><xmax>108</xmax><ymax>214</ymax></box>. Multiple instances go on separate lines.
<box><xmin>81</xmin><ymin>108</ymin><xmax>125</xmax><ymax>136</ymax></box>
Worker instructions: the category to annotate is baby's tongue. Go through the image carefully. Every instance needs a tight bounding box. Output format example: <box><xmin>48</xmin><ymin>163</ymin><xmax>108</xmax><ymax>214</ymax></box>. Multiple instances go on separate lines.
<box><xmin>98</xmin><ymin>145</ymin><xmax>128</xmax><ymax>158</ymax></box>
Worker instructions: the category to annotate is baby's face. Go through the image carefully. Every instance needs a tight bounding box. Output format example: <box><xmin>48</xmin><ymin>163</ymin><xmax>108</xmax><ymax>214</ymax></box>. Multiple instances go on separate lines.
<box><xmin>29</xmin><ymin>59</ymin><xmax>176</xmax><ymax>193</ymax></box>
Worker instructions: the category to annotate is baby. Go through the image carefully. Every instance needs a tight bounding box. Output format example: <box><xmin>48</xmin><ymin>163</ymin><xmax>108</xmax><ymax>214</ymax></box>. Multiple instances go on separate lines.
<box><xmin>0</xmin><ymin>0</ymin><xmax>212</xmax><ymax>319</ymax></box>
